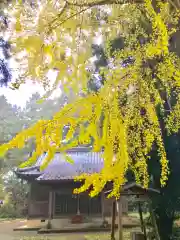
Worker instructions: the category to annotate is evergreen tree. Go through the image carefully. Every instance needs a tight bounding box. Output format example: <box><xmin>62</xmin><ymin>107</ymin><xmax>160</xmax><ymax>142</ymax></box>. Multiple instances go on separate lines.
<box><xmin>0</xmin><ymin>6</ymin><xmax>11</xmax><ymax>87</ymax></box>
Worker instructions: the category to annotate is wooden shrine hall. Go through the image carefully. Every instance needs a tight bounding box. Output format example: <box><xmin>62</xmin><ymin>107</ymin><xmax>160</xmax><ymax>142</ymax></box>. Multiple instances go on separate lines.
<box><xmin>15</xmin><ymin>147</ymin><xmax>128</xmax><ymax>224</ymax></box>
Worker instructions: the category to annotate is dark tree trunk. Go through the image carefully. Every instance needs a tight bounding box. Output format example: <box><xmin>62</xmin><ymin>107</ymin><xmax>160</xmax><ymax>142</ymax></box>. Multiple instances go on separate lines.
<box><xmin>155</xmin><ymin>209</ymin><xmax>174</xmax><ymax>240</ymax></box>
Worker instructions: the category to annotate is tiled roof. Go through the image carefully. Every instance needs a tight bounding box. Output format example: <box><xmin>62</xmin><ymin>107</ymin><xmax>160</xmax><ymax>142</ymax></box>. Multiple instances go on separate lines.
<box><xmin>16</xmin><ymin>147</ymin><xmax>104</xmax><ymax>181</ymax></box>
<box><xmin>105</xmin><ymin>182</ymin><xmax>160</xmax><ymax>196</ymax></box>
<box><xmin>16</xmin><ymin>167</ymin><xmax>40</xmax><ymax>177</ymax></box>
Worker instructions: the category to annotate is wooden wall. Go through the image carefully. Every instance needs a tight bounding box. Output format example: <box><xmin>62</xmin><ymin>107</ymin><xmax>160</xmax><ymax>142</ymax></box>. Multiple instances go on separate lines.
<box><xmin>28</xmin><ymin>182</ymin><xmax>50</xmax><ymax>218</ymax></box>
<box><xmin>27</xmin><ymin>181</ymin><xmax>128</xmax><ymax>219</ymax></box>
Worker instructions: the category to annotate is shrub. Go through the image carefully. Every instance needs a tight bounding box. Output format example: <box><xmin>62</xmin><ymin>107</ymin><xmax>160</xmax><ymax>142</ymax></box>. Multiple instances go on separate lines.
<box><xmin>0</xmin><ymin>202</ymin><xmax>22</xmax><ymax>218</ymax></box>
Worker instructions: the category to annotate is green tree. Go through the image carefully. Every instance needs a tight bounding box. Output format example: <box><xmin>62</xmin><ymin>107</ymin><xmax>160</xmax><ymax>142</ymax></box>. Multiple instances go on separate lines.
<box><xmin>0</xmin><ymin>91</ymin><xmax>71</xmax><ymax>217</ymax></box>
<box><xmin>1</xmin><ymin>172</ymin><xmax>29</xmax><ymax>218</ymax></box>
<box><xmin>21</xmin><ymin>92</ymin><xmax>70</xmax><ymax>123</ymax></box>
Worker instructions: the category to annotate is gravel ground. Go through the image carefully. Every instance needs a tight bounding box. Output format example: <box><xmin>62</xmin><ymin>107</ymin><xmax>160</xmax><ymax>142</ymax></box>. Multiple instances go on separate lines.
<box><xmin>0</xmin><ymin>219</ymin><xmax>134</xmax><ymax>240</ymax></box>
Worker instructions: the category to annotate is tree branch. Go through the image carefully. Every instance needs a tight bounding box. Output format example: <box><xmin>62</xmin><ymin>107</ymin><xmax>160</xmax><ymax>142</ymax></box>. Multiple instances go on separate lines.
<box><xmin>65</xmin><ymin>0</ymin><xmax>142</xmax><ymax>7</ymax></box>
<box><xmin>47</xmin><ymin>1</ymin><xmax>68</xmax><ymax>34</ymax></box>
<box><xmin>65</xmin><ymin>0</ymin><xmax>180</xmax><ymax>10</ymax></box>
<box><xmin>46</xmin><ymin>1</ymin><xmax>93</xmax><ymax>34</ymax></box>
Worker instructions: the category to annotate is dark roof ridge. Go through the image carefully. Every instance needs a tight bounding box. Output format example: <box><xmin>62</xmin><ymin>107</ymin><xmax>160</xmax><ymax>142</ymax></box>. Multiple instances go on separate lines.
<box><xmin>16</xmin><ymin>165</ymin><xmax>40</xmax><ymax>173</ymax></box>
<box><xmin>49</xmin><ymin>146</ymin><xmax>93</xmax><ymax>153</ymax></box>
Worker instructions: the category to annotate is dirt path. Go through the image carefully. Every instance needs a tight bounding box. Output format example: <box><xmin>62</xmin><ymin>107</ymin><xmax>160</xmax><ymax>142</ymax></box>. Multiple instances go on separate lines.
<box><xmin>0</xmin><ymin>219</ymin><xmax>136</xmax><ymax>240</ymax></box>
<box><xmin>0</xmin><ymin>219</ymin><xmax>34</xmax><ymax>240</ymax></box>
<box><xmin>0</xmin><ymin>219</ymin><xmax>102</xmax><ymax>240</ymax></box>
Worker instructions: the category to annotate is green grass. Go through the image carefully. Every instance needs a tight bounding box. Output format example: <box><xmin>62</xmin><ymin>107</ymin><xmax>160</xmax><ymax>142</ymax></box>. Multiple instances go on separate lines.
<box><xmin>0</xmin><ymin>218</ymin><xmax>21</xmax><ymax>222</ymax></box>
<box><xmin>128</xmin><ymin>212</ymin><xmax>149</xmax><ymax>218</ymax></box>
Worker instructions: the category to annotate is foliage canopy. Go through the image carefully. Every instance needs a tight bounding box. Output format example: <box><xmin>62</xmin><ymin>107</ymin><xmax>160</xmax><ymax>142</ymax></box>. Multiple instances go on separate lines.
<box><xmin>1</xmin><ymin>0</ymin><xmax>180</xmax><ymax>198</ymax></box>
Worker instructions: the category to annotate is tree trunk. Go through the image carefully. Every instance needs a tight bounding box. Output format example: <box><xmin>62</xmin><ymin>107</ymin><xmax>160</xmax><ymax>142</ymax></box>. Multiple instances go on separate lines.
<box><xmin>155</xmin><ymin>210</ymin><xmax>174</xmax><ymax>240</ymax></box>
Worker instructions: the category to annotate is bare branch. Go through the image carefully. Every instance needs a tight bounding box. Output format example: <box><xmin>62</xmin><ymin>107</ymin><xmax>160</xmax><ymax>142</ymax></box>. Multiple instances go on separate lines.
<box><xmin>65</xmin><ymin>0</ymin><xmax>142</xmax><ymax>7</ymax></box>
<box><xmin>47</xmin><ymin>1</ymin><xmax>68</xmax><ymax>34</ymax></box>
<box><xmin>49</xmin><ymin>5</ymin><xmax>92</xmax><ymax>31</ymax></box>
<box><xmin>65</xmin><ymin>0</ymin><xmax>180</xmax><ymax>9</ymax></box>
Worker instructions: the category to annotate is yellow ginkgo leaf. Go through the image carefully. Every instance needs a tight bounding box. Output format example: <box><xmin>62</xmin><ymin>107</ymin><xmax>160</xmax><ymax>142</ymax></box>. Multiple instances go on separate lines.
<box><xmin>19</xmin><ymin>151</ymin><xmax>38</xmax><ymax>168</ymax></box>
<box><xmin>0</xmin><ymin>145</ymin><xmax>9</xmax><ymax>158</ymax></box>
<box><xmin>36</xmin><ymin>98</ymin><xmax>45</xmax><ymax>104</ymax></box>
<box><xmin>64</xmin><ymin>154</ymin><xmax>74</xmax><ymax>164</ymax></box>
<box><xmin>23</xmin><ymin>36</ymin><xmax>43</xmax><ymax>52</ymax></box>
<box><xmin>15</xmin><ymin>19</ymin><xmax>22</xmax><ymax>32</ymax></box>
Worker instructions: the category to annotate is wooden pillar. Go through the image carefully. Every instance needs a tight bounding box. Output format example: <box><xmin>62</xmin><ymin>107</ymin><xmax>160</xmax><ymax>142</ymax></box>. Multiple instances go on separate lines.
<box><xmin>111</xmin><ymin>200</ymin><xmax>116</xmax><ymax>240</ymax></box>
<box><xmin>52</xmin><ymin>191</ymin><xmax>55</xmax><ymax>218</ymax></box>
<box><xmin>27</xmin><ymin>183</ymin><xmax>32</xmax><ymax>219</ymax></box>
<box><xmin>48</xmin><ymin>191</ymin><xmax>53</xmax><ymax>219</ymax></box>
<box><xmin>47</xmin><ymin>190</ymin><xmax>53</xmax><ymax>228</ymax></box>
<box><xmin>117</xmin><ymin>198</ymin><xmax>123</xmax><ymax>240</ymax></box>
<box><xmin>101</xmin><ymin>191</ymin><xmax>105</xmax><ymax>223</ymax></box>
<box><xmin>77</xmin><ymin>194</ymin><xmax>80</xmax><ymax>215</ymax></box>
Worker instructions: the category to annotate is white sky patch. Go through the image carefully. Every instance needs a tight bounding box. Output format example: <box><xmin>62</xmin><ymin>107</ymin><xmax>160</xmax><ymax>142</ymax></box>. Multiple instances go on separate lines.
<box><xmin>0</xmin><ymin>59</ymin><xmax>63</xmax><ymax>108</ymax></box>
<box><xmin>49</xmin><ymin>87</ymin><xmax>62</xmax><ymax>100</ymax></box>
<box><xmin>65</xmin><ymin>48</ymin><xmax>71</xmax><ymax>57</ymax></box>
<box><xmin>46</xmin><ymin>69</ymin><xmax>58</xmax><ymax>86</ymax></box>
<box><xmin>93</xmin><ymin>35</ymin><xmax>103</xmax><ymax>45</ymax></box>
<box><xmin>0</xmin><ymin>82</ymin><xmax>45</xmax><ymax>108</ymax></box>
<box><xmin>46</xmin><ymin>69</ymin><xmax>62</xmax><ymax>99</ymax></box>
<box><xmin>0</xmin><ymin>49</ymin><xmax>4</xmax><ymax>59</ymax></box>
<box><xmin>89</xmin><ymin>55</ymin><xmax>98</xmax><ymax>63</ymax></box>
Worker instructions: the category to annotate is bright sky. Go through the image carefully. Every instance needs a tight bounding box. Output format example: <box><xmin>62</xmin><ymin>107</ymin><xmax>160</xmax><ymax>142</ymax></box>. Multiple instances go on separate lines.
<box><xmin>0</xmin><ymin>77</ymin><xmax>62</xmax><ymax>108</ymax></box>
<box><xmin>0</xmin><ymin>82</ymin><xmax>45</xmax><ymax>107</ymax></box>
<box><xmin>0</xmin><ymin>54</ymin><xmax>61</xmax><ymax>108</ymax></box>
